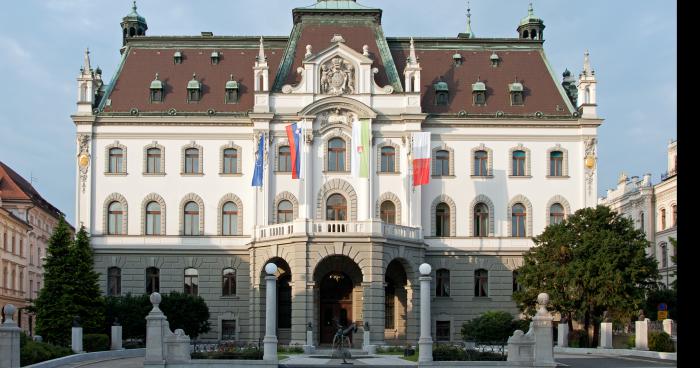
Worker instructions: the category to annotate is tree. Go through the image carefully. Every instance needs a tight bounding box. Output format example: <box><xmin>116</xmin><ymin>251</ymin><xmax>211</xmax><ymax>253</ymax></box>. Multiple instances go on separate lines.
<box><xmin>67</xmin><ymin>227</ymin><xmax>105</xmax><ymax>333</ymax></box>
<box><xmin>461</xmin><ymin>311</ymin><xmax>530</xmax><ymax>343</ymax></box>
<box><xmin>159</xmin><ymin>292</ymin><xmax>211</xmax><ymax>339</ymax></box>
<box><xmin>513</xmin><ymin>205</ymin><xmax>660</xmax><ymax>347</ymax></box>
<box><xmin>33</xmin><ymin>216</ymin><xmax>75</xmax><ymax>346</ymax></box>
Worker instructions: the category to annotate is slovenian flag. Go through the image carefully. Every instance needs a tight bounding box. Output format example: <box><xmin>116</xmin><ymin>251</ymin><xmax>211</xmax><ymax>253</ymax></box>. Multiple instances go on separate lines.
<box><xmin>285</xmin><ymin>122</ymin><xmax>303</xmax><ymax>179</ymax></box>
<box><xmin>412</xmin><ymin>132</ymin><xmax>431</xmax><ymax>186</ymax></box>
<box><xmin>351</xmin><ymin>118</ymin><xmax>371</xmax><ymax>178</ymax></box>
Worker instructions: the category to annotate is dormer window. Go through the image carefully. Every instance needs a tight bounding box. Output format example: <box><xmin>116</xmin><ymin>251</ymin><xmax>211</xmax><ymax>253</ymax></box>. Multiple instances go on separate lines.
<box><xmin>434</xmin><ymin>80</ymin><xmax>449</xmax><ymax>106</ymax></box>
<box><xmin>150</xmin><ymin>73</ymin><xmax>164</xmax><ymax>103</ymax></box>
<box><xmin>225</xmin><ymin>74</ymin><xmax>239</xmax><ymax>104</ymax></box>
<box><xmin>509</xmin><ymin>80</ymin><xmax>524</xmax><ymax>106</ymax></box>
<box><xmin>472</xmin><ymin>79</ymin><xmax>486</xmax><ymax>105</ymax></box>
<box><xmin>452</xmin><ymin>53</ymin><xmax>463</xmax><ymax>66</ymax></box>
<box><xmin>211</xmin><ymin>51</ymin><xmax>220</xmax><ymax>65</ymax></box>
<box><xmin>490</xmin><ymin>52</ymin><xmax>500</xmax><ymax>67</ymax></box>
<box><xmin>174</xmin><ymin>51</ymin><xmax>182</xmax><ymax>64</ymax></box>
<box><xmin>187</xmin><ymin>73</ymin><xmax>201</xmax><ymax>103</ymax></box>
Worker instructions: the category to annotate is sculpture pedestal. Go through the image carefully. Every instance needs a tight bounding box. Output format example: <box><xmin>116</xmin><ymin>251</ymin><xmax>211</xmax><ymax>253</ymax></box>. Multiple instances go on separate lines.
<box><xmin>599</xmin><ymin>322</ymin><xmax>613</xmax><ymax>349</ymax></box>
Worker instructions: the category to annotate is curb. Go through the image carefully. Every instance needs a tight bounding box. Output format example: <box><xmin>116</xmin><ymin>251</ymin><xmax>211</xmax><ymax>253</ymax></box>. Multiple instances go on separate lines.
<box><xmin>554</xmin><ymin>347</ymin><xmax>676</xmax><ymax>361</ymax></box>
<box><xmin>24</xmin><ymin>348</ymin><xmax>146</xmax><ymax>368</ymax></box>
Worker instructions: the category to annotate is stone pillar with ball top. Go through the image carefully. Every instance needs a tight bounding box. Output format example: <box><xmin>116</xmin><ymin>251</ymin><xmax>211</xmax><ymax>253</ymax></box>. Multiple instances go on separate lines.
<box><xmin>635</xmin><ymin>309</ymin><xmax>649</xmax><ymax>351</ymax></box>
<box><xmin>145</xmin><ymin>292</ymin><xmax>167</xmax><ymax>364</ymax></box>
<box><xmin>418</xmin><ymin>263</ymin><xmax>433</xmax><ymax>363</ymax></box>
<box><xmin>263</xmin><ymin>263</ymin><xmax>279</xmax><ymax>362</ymax></box>
<box><xmin>533</xmin><ymin>293</ymin><xmax>555</xmax><ymax>366</ymax></box>
<box><xmin>0</xmin><ymin>304</ymin><xmax>21</xmax><ymax>368</ymax></box>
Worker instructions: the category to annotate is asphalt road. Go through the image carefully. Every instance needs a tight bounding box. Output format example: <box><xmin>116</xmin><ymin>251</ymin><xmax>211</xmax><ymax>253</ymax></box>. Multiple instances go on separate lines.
<box><xmin>555</xmin><ymin>353</ymin><xmax>677</xmax><ymax>368</ymax></box>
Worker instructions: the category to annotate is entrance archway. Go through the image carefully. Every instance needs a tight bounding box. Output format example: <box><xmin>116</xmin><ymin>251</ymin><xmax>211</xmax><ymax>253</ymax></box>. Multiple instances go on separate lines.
<box><xmin>313</xmin><ymin>255</ymin><xmax>363</xmax><ymax>345</ymax></box>
<box><xmin>385</xmin><ymin>259</ymin><xmax>409</xmax><ymax>344</ymax></box>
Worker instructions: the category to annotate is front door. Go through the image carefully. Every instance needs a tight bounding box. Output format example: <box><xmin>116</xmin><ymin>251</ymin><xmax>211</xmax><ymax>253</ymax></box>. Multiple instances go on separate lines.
<box><xmin>319</xmin><ymin>271</ymin><xmax>354</xmax><ymax>345</ymax></box>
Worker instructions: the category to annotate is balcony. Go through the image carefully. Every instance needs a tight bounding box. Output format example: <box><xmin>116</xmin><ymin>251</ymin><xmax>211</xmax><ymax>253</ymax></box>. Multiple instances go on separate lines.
<box><xmin>255</xmin><ymin>219</ymin><xmax>423</xmax><ymax>243</ymax></box>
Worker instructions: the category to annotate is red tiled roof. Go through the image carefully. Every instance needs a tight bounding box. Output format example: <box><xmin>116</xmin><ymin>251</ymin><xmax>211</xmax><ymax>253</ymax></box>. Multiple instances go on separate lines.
<box><xmin>0</xmin><ymin>161</ymin><xmax>64</xmax><ymax>218</ymax></box>
<box><xmin>390</xmin><ymin>45</ymin><xmax>572</xmax><ymax>115</ymax></box>
<box><xmin>103</xmin><ymin>47</ymin><xmax>284</xmax><ymax>113</ymax></box>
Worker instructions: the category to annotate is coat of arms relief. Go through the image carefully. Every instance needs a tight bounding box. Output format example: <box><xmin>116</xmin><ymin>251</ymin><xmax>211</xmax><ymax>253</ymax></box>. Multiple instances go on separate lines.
<box><xmin>321</xmin><ymin>57</ymin><xmax>355</xmax><ymax>95</ymax></box>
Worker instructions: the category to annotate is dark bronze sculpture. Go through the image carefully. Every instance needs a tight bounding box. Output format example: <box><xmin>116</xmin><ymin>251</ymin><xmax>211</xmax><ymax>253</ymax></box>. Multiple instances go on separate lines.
<box><xmin>332</xmin><ymin>318</ymin><xmax>357</xmax><ymax>364</ymax></box>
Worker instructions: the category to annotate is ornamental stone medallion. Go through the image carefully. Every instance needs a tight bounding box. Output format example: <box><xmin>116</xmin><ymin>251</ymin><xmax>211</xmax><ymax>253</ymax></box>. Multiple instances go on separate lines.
<box><xmin>321</xmin><ymin>57</ymin><xmax>355</xmax><ymax>95</ymax></box>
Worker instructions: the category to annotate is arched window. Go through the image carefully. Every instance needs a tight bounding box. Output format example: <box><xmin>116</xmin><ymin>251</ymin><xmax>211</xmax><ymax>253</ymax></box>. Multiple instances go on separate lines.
<box><xmin>672</xmin><ymin>205</ymin><xmax>677</xmax><ymax>227</ymax></box>
<box><xmin>278</xmin><ymin>146</ymin><xmax>291</xmax><ymax>172</ymax></box>
<box><xmin>435</xmin><ymin>150</ymin><xmax>450</xmax><ymax>176</ymax></box>
<box><xmin>328</xmin><ymin>138</ymin><xmax>346</xmax><ymax>172</ymax></box>
<box><xmin>146</xmin><ymin>148</ymin><xmax>162</xmax><ymax>173</ymax></box>
<box><xmin>512</xmin><ymin>270</ymin><xmax>521</xmax><ymax>293</ymax></box>
<box><xmin>380</xmin><ymin>201</ymin><xmax>396</xmax><ymax>224</ymax></box>
<box><xmin>222</xmin><ymin>202</ymin><xmax>238</xmax><ymax>235</ymax></box>
<box><xmin>380</xmin><ymin>146</ymin><xmax>396</xmax><ymax>173</ymax></box>
<box><xmin>223</xmin><ymin>148</ymin><xmax>238</xmax><ymax>174</ymax></box>
<box><xmin>108</xmin><ymin>202</ymin><xmax>124</xmax><ymax>235</ymax></box>
<box><xmin>109</xmin><ymin>148</ymin><xmax>124</xmax><ymax>173</ymax></box>
<box><xmin>531</xmin><ymin>29</ymin><xmax>538</xmax><ymax>39</ymax></box>
<box><xmin>512</xmin><ymin>150</ymin><xmax>526</xmax><ymax>176</ymax></box>
<box><xmin>145</xmin><ymin>202</ymin><xmax>161</xmax><ymax>235</ymax></box>
<box><xmin>550</xmin><ymin>151</ymin><xmax>563</xmax><ymax>177</ymax></box>
<box><xmin>185</xmin><ymin>148</ymin><xmax>200</xmax><ymax>174</ymax></box>
<box><xmin>660</xmin><ymin>243</ymin><xmax>668</xmax><ymax>268</ymax></box>
<box><xmin>550</xmin><ymin>203</ymin><xmax>565</xmax><ymax>225</ymax></box>
<box><xmin>475</xmin><ymin>269</ymin><xmax>488</xmax><ymax>297</ymax></box>
<box><xmin>222</xmin><ymin>268</ymin><xmax>236</xmax><ymax>296</ymax></box>
<box><xmin>660</xmin><ymin>208</ymin><xmax>666</xmax><ymax>230</ymax></box>
<box><xmin>326</xmin><ymin>194</ymin><xmax>347</xmax><ymax>221</ymax></box>
<box><xmin>474</xmin><ymin>203</ymin><xmax>489</xmax><ymax>237</ymax></box>
<box><xmin>184</xmin><ymin>202</ymin><xmax>200</xmax><ymax>236</ymax></box>
<box><xmin>512</xmin><ymin>204</ymin><xmax>526</xmax><ymax>237</ymax></box>
<box><xmin>523</xmin><ymin>30</ymin><xmax>529</xmax><ymax>39</ymax></box>
<box><xmin>474</xmin><ymin>150</ymin><xmax>488</xmax><ymax>176</ymax></box>
<box><xmin>146</xmin><ymin>267</ymin><xmax>160</xmax><ymax>294</ymax></box>
<box><xmin>436</xmin><ymin>203</ymin><xmax>450</xmax><ymax>237</ymax></box>
<box><xmin>108</xmin><ymin>267</ymin><xmax>121</xmax><ymax>296</ymax></box>
<box><xmin>436</xmin><ymin>269</ymin><xmax>450</xmax><ymax>297</ymax></box>
<box><xmin>277</xmin><ymin>200</ymin><xmax>293</xmax><ymax>224</ymax></box>
<box><xmin>184</xmin><ymin>268</ymin><xmax>199</xmax><ymax>296</ymax></box>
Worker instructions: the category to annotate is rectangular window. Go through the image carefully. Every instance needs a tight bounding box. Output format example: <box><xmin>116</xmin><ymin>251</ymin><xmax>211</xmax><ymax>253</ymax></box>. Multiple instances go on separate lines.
<box><xmin>222</xmin><ymin>320</ymin><xmax>236</xmax><ymax>341</ymax></box>
<box><xmin>147</xmin><ymin>149</ymin><xmax>161</xmax><ymax>173</ymax></box>
<box><xmin>278</xmin><ymin>147</ymin><xmax>291</xmax><ymax>172</ymax></box>
<box><xmin>380</xmin><ymin>147</ymin><xmax>396</xmax><ymax>173</ymax></box>
<box><xmin>436</xmin><ymin>321</ymin><xmax>450</xmax><ymax>342</ymax></box>
<box><xmin>223</xmin><ymin>149</ymin><xmax>238</xmax><ymax>174</ymax></box>
<box><xmin>185</xmin><ymin>149</ymin><xmax>199</xmax><ymax>174</ymax></box>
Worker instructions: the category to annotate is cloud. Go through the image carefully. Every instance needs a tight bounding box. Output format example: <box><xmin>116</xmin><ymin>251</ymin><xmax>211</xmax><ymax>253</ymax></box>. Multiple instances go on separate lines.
<box><xmin>0</xmin><ymin>36</ymin><xmax>53</xmax><ymax>85</ymax></box>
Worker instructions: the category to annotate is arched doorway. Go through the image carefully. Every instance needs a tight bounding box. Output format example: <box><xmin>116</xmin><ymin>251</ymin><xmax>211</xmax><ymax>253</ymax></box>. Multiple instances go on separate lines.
<box><xmin>313</xmin><ymin>255</ymin><xmax>363</xmax><ymax>345</ymax></box>
<box><xmin>261</xmin><ymin>257</ymin><xmax>292</xmax><ymax>344</ymax></box>
<box><xmin>385</xmin><ymin>259</ymin><xmax>409</xmax><ymax>345</ymax></box>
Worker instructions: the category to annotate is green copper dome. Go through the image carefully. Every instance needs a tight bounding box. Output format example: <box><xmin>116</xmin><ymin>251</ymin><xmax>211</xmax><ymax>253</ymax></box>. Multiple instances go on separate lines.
<box><xmin>434</xmin><ymin>81</ymin><xmax>449</xmax><ymax>91</ymax></box>
<box><xmin>187</xmin><ymin>74</ymin><xmax>201</xmax><ymax>90</ymax></box>
<box><xmin>124</xmin><ymin>1</ymin><xmax>146</xmax><ymax>23</ymax></box>
<box><xmin>519</xmin><ymin>3</ymin><xmax>543</xmax><ymax>26</ymax></box>
<box><xmin>150</xmin><ymin>74</ymin><xmax>163</xmax><ymax>90</ymax></box>
<box><xmin>226</xmin><ymin>75</ymin><xmax>239</xmax><ymax>90</ymax></box>
<box><xmin>472</xmin><ymin>81</ymin><xmax>486</xmax><ymax>92</ymax></box>
<box><xmin>301</xmin><ymin>0</ymin><xmax>376</xmax><ymax>10</ymax></box>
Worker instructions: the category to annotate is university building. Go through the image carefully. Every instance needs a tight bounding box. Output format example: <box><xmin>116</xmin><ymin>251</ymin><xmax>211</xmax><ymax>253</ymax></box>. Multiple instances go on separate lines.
<box><xmin>599</xmin><ymin>140</ymin><xmax>677</xmax><ymax>287</ymax></box>
<box><xmin>72</xmin><ymin>1</ymin><xmax>603</xmax><ymax>345</ymax></box>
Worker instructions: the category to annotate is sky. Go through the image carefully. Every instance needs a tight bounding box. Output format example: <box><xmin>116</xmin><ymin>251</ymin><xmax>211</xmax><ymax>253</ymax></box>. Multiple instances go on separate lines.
<box><xmin>0</xmin><ymin>0</ymin><xmax>677</xmax><ymax>226</ymax></box>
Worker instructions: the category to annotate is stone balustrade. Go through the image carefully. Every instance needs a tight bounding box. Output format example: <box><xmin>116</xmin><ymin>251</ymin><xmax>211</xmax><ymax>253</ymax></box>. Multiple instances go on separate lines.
<box><xmin>255</xmin><ymin>219</ymin><xmax>422</xmax><ymax>242</ymax></box>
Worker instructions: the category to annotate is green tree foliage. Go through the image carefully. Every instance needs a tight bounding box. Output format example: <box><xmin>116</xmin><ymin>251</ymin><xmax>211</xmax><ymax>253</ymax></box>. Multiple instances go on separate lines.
<box><xmin>105</xmin><ymin>292</ymin><xmax>211</xmax><ymax>340</ymax></box>
<box><xmin>33</xmin><ymin>216</ymin><xmax>75</xmax><ymax>346</ymax></box>
<box><xmin>648</xmin><ymin>331</ymin><xmax>675</xmax><ymax>352</ymax></box>
<box><xmin>461</xmin><ymin>311</ymin><xmax>529</xmax><ymax>342</ymax></box>
<box><xmin>513</xmin><ymin>206</ymin><xmax>660</xmax><ymax>347</ymax></box>
<box><xmin>33</xmin><ymin>221</ymin><xmax>105</xmax><ymax>346</ymax></box>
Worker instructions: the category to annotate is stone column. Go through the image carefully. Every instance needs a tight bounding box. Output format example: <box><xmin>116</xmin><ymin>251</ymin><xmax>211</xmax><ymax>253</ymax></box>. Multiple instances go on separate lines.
<box><xmin>145</xmin><ymin>292</ymin><xmax>167</xmax><ymax>364</ymax></box>
<box><xmin>663</xmin><ymin>319</ymin><xmax>674</xmax><ymax>336</ymax></box>
<box><xmin>111</xmin><ymin>321</ymin><xmax>123</xmax><ymax>350</ymax></box>
<box><xmin>71</xmin><ymin>316</ymin><xmax>84</xmax><ymax>354</ymax></box>
<box><xmin>263</xmin><ymin>263</ymin><xmax>278</xmax><ymax>362</ymax></box>
<box><xmin>533</xmin><ymin>293</ymin><xmax>555</xmax><ymax>366</ymax></box>
<box><xmin>0</xmin><ymin>304</ymin><xmax>21</xmax><ymax>368</ymax></box>
<box><xmin>557</xmin><ymin>322</ymin><xmax>569</xmax><ymax>347</ymax></box>
<box><xmin>418</xmin><ymin>263</ymin><xmax>433</xmax><ymax>363</ymax></box>
<box><xmin>635</xmin><ymin>318</ymin><xmax>649</xmax><ymax>351</ymax></box>
<box><xmin>599</xmin><ymin>322</ymin><xmax>613</xmax><ymax>349</ymax></box>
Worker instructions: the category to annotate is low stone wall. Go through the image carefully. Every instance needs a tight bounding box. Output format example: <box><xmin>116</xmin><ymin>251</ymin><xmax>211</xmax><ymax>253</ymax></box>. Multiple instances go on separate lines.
<box><xmin>554</xmin><ymin>347</ymin><xmax>677</xmax><ymax>361</ymax></box>
<box><xmin>419</xmin><ymin>362</ymin><xmax>539</xmax><ymax>368</ymax></box>
<box><xmin>161</xmin><ymin>361</ymin><xmax>277</xmax><ymax>368</ymax></box>
<box><xmin>23</xmin><ymin>348</ymin><xmax>146</xmax><ymax>368</ymax></box>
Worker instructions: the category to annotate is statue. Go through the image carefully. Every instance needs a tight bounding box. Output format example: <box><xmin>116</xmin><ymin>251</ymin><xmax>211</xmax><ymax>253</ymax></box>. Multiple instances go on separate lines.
<box><xmin>113</xmin><ymin>317</ymin><xmax>121</xmax><ymax>326</ymax></box>
<box><xmin>72</xmin><ymin>315</ymin><xmax>81</xmax><ymax>328</ymax></box>
<box><xmin>331</xmin><ymin>318</ymin><xmax>357</xmax><ymax>363</ymax></box>
<box><xmin>307</xmin><ymin>322</ymin><xmax>312</xmax><ymax>331</ymax></box>
<box><xmin>638</xmin><ymin>309</ymin><xmax>646</xmax><ymax>321</ymax></box>
<box><xmin>602</xmin><ymin>311</ymin><xmax>611</xmax><ymax>323</ymax></box>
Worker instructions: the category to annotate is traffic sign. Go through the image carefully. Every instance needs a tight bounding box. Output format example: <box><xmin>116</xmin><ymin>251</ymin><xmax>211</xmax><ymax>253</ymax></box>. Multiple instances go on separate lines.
<box><xmin>658</xmin><ymin>303</ymin><xmax>668</xmax><ymax>311</ymax></box>
<box><xmin>658</xmin><ymin>311</ymin><xmax>668</xmax><ymax>320</ymax></box>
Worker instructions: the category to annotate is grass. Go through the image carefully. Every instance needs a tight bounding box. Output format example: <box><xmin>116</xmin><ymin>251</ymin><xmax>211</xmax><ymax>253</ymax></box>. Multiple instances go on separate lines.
<box><xmin>278</xmin><ymin>354</ymin><xmax>289</xmax><ymax>360</ymax></box>
<box><xmin>400</xmin><ymin>353</ymin><xmax>419</xmax><ymax>362</ymax></box>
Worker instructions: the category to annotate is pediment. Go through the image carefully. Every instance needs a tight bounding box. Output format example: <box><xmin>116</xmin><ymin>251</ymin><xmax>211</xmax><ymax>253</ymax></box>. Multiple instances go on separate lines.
<box><xmin>305</xmin><ymin>42</ymin><xmax>373</xmax><ymax>66</ymax></box>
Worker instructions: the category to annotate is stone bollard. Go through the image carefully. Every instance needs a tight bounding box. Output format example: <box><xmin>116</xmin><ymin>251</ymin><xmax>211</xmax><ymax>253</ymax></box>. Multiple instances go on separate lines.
<box><xmin>303</xmin><ymin>322</ymin><xmax>315</xmax><ymax>354</ymax></box>
<box><xmin>557</xmin><ymin>321</ymin><xmax>569</xmax><ymax>347</ymax></box>
<box><xmin>0</xmin><ymin>304</ymin><xmax>21</xmax><ymax>368</ymax></box>
<box><xmin>663</xmin><ymin>319</ymin><xmax>674</xmax><ymax>336</ymax></box>
<box><xmin>71</xmin><ymin>316</ymin><xmax>84</xmax><ymax>354</ymax></box>
<box><xmin>263</xmin><ymin>263</ymin><xmax>279</xmax><ymax>362</ymax></box>
<box><xmin>145</xmin><ymin>292</ymin><xmax>168</xmax><ymax>364</ymax></box>
<box><xmin>599</xmin><ymin>322</ymin><xmax>613</xmax><ymax>349</ymax></box>
<box><xmin>635</xmin><ymin>318</ymin><xmax>649</xmax><ymax>351</ymax></box>
<box><xmin>111</xmin><ymin>319</ymin><xmax>123</xmax><ymax>350</ymax></box>
<box><xmin>418</xmin><ymin>263</ymin><xmax>433</xmax><ymax>363</ymax></box>
<box><xmin>533</xmin><ymin>293</ymin><xmax>555</xmax><ymax>366</ymax></box>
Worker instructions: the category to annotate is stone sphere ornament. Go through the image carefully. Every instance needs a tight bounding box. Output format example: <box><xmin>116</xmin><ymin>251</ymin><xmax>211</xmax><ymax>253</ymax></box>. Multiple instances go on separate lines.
<box><xmin>3</xmin><ymin>304</ymin><xmax>16</xmax><ymax>320</ymax></box>
<box><xmin>265</xmin><ymin>263</ymin><xmax>278</xmax><ymax>275</ymax></box>
<box><xmin>150</xmin><ymin>292</ymin><xmax>162</xmax><ymax>306</ymax></box>
<box><xmin>537</xmin><ymin>293</ymin><xmax>549</xmax><ymax>315</ymax></box>
<box><xmin>419</xmin><ymin>263</ymin><xmax>432</xmax><ymax>276</ymax></box>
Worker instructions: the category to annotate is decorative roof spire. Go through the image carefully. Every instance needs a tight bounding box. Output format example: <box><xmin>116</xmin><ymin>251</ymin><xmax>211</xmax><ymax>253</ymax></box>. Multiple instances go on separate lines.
<box><xmin>82</xmin><ymin>47</ymin><xmax>92</xmax><ymax>74</ymax></box>
<box><xmin>583</xmin><ymin>50</ymin><xmax>594</xmax><ymax>76</ymax></box>
<box><xmin>465</xmin><ymin>1</ymin><xmax>475</xmax><ymax>38</ymax></box>
<box><xmin>528</xmin><ymin>2</ymin><xmax>534</xmax><ymax>16</ymax></box>
<box><xmin>408</xmin><ymin>37</ymin><xmax>418</xmax><ymax>65</ymax></box>
<box><xmin>256</xmin><ymin>36</ymin><xmax>267</xmax><ymax>63</ymax></box>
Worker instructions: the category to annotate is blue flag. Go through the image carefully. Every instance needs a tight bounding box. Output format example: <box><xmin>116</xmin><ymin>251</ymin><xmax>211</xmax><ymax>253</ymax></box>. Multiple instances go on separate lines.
<box><xmin>252</xmin><ymin>134</ymin><xmax>264</xmax><ymax>187</ymax></box>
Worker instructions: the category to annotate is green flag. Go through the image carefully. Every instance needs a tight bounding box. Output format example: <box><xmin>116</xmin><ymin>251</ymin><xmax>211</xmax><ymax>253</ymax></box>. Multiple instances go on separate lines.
<box><xmin>352</xmin><ymin>118</ymin><xmax>371</xmax><ymax>178</ymax></box>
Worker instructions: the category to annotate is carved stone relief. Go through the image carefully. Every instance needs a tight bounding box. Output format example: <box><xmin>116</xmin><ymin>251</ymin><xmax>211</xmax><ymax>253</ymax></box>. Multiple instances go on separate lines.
<box><xmin>77</xmin><ymin>134</ymin><xmax>91</xmax><ymax>193</ymax></box>
<box><xmin>320</xmin><ymin>57</ymin><xmax>355</xmax><ymax>96</ymax></box>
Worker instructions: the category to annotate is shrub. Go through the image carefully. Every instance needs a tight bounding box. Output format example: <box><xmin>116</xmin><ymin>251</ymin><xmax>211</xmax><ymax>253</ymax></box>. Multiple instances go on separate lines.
<box><xmin>84</xmin><ymin>334</ymin><xmax>109</xmax><ymax>352</ymax></box>
<box><xmin>461</xmin><ymin>311</ymin><xmax>527</xmax><ymax>343</ymax></box>
<box><xmin>649</xmin><ymin>331</ymin><xmax>674</xmax><ymax>352</ymax></box>
<box><xmin>278</xmin><ymin>344</ymin><xmax>304</xmax><ymax>354</ymax></box>
<box><xmin>626</xmin><ymin>335</ymin><xmax>635</xmax><ymax>349</ymax></box>
<box><xmin>191</xmin><ymin>347</ymin><xmax>263</xmax><ymax>360</ymax></box>
<box><xmin>433</xmin><ymin>344</ymin><xmax>466</xmax><ymax>361</ymax></box>
<box><xmin>19</xmin><ymin>333</ymin><xmax>73</xmax><ymax>366</ymax></box>
<box><xmin>568</xmin><ymin>330</ymin><xmax>586</xmax><ymax>348</ymax></box>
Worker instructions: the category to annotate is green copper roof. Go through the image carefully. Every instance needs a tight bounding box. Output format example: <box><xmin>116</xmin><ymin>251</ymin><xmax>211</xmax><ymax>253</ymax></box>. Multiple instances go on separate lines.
<box><xmin>472</xmin><ymin>81</ymin><xmax>486</xmax><ymax>92</ymax></box>
<box><xmin>187</xmin><ymin>74</ymin><xmax>201</xmax><ymax>90</ymax></box>
<box><xmin>150</xmin><ymin>73</ymin><xmax>163</xmax><ymax>89</ymax></box>
<box><xmin>434</xmin><ymin>81</ymin><xmax>449</xmax><ymax>91</ymax></box>
<box><xmin>509</xmin><ymin>82</ymin><xmax>524</xmax><ymax>92</ymax></box>
<box><xmin>226</xmin><ymin>75</ymin><xmax>239</xmax><ymax>90</ymax></box>
<box><xmin>124</xmin><ymin>1</ymin><xmax>146</xmax><ymax>23</ymax></box>
<box><xmin>519</xmin><ymin>3</ymin><xmax>543</xmax><ymax>26</ymax></box>
<box><xmin>299</xmin><ymin>0</ymin><xmax>377</xmax><ymax>10</ymax></box>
